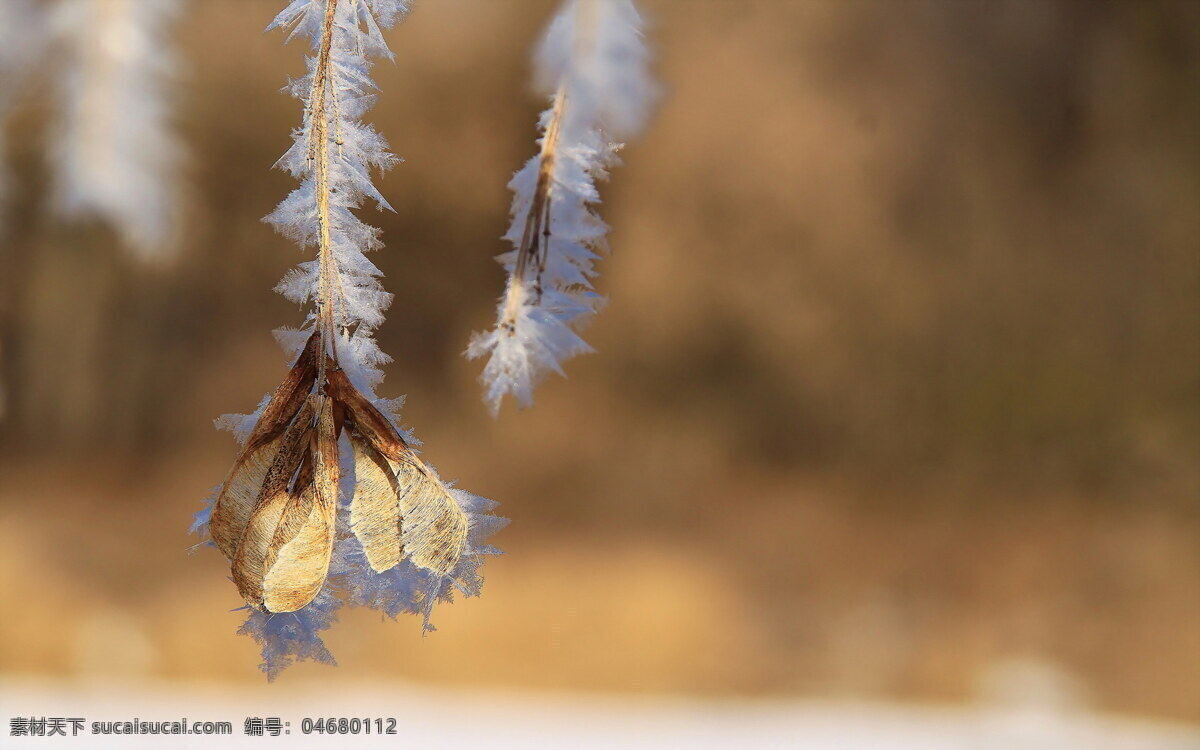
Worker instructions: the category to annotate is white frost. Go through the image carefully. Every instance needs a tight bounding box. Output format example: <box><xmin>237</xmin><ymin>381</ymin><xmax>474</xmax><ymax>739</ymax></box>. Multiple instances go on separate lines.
<box><xmin>50</xmin><ymin>0</ymin><xmax>183</xmax><ymax>261</ymax></box>
<box><xmin>264</xmin><ymin>0</ymin><xmax>411</xmax><ymax>390</ymax></box>
<box><xmin>468</xmin><ymin>0</ymin><xmax>657</xmax><ymax>415</ymax></box>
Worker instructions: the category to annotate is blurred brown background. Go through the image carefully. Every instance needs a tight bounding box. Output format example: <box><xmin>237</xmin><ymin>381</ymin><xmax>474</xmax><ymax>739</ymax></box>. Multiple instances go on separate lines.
<box><xmin>0</xmin><ymin>0</ymin><xmax>1197</xmax><ymax>724</ymax></box>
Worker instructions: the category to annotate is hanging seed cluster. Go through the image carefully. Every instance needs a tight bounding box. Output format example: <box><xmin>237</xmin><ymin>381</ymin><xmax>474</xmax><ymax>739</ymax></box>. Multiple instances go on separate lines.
<box><xmin>210</xmin><ymin>332</ymin><xmax>467</xmax><ymax>613</ymax></box>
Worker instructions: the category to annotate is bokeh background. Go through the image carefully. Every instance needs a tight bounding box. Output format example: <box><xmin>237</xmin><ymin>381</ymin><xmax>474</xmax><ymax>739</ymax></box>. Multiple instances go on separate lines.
<box><xmin>0</xmin><ymin>0</ymin><xmax>1197</xmax><ymax>737</ymax></box>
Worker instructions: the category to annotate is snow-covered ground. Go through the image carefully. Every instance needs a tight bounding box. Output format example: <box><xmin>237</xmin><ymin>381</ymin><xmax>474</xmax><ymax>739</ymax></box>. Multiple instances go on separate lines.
<box><xmin>2</xmin><ymin>677</ymin><xmax>1197</xmax><ymax>749</ymax></box>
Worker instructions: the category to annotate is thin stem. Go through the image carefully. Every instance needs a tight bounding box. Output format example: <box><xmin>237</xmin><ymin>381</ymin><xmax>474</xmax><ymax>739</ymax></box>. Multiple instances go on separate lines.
<box><xmin>497</xmin><ymin>0</ymin><xmax>604</xmax><ymax>335</ymax></box>
<box><xmin>310</xmin><ymin>0</ymin><xmax>340</xmax><ymax>382</ymax></box>
<box><xmin>501</xmin><ymin>85</ymin><xmax>566</xmax><ymax>333</ymax></box>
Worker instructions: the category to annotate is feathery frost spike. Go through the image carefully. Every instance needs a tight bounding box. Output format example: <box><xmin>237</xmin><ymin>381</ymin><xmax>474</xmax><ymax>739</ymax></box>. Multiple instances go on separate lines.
<box><xmin>193</xmin><ymin>0</ymin><xmax>505</xmax><ymax>678</ymax></box>
<box><xmin>263</xmin><ymin>0</ymin><xmax>411</xmax><ymax>370</ymax></box>
<box><xmin>467</xmin><ymin>0</ymin><xmax>656</xmax><ymax>415</ymax></box>
<box><xmin>51</xmin><ymin>0</ymin><xmax>183</xmax><ymax>260</ymax></box>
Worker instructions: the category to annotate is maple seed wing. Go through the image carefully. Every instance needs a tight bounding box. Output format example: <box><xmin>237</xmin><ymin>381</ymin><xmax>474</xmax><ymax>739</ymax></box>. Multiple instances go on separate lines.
<box><xmin>231</xmin><ymin>488</ymin><xmax>292</xmax><ymax>607</ymax></box>
<box><xmin>209</xmin><ymin>331</ymin><xmax>318</xmax><ymax>560</ymax></box>
<box><xmin>230</xmin><ymin>400</ymin><xmax>315</xmax><ymax>607</ymax></box>
<box><xmin>244</xmin><ymin>331</ymin><xmax>319</xmax><ymax>454</ymax></box>
<box><xmin>266</xmin><ymin>468</ymin><xmax>316</xmax><ymax>563</ymax></box>
<box><xmin>349</xmin><ymin>433</ymin><xmax>404</xmax><ymax>573</ymax></box>
<box><xmin>327</xmin><ymin>368</ymin><xmax>408</xmax><ymax>460</ymax></box>
<box><xmin>394</xmin><ymin>458</ymin><xmax>469</xmax><ymax>577</ymax></box>
<box><xmin>330</xmin><ymin>368</ymin><xmax>465</xmax><ymax>576</ymax></box>
<box><xmin>210</xmin><ymin>440</ymin><xmax>284</xmax><ymax>561</ymax></box>
<box><xmin>261</xmin><ymin>485</ymin><xmax>329</xmax><ymax>612</ymax></box>
<box><xmin>262</xmin><ymin>397</ymin><xmax>338</xmax><ymax>613</ymax></box>
<box><xmin>253</xmin><ymin>444</ymin><xmax>315</xmax><ymax>608</ymax></box>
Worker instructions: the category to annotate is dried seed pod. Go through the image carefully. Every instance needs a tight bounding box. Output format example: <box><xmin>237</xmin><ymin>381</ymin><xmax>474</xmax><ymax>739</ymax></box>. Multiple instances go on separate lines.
<box><xmin>209</xmin><ymin>332</ymin><xmax>319</xmax><ymax>559</ymax></box>
<box><xmin>332</xmin><ymin>367</ymin><xmax>467</xmax><ymax>577</ymax></box>
<box><xmin>244</xmin><ymin>331</ymin><xmax>320</xmax><ymax>454</ymax></box>
<box><xmin>326</xmin><ymin>367</ymin><xmax>408</xmax><ymax>461</ymax></box>
<box><xmin>393</xmin><ymin>456</ymin><xmax>468</xmax><ymax>578</ymax></box>
<box><xmin>210</xmin><ymin>439</ymin><xmax>286</xmax><ymax>561</ymax></box>
<box><xmin>349</xmin><ymin>433</ymin><xmax>403</xmax><ymax>573</ymax></box>
<box><xmin>231</xmin><ymin>399</ymin><xmax>316</xmax><ymax>606</ymax></box>
<box><xmin>261</xmin><ymin>395</ymin><xmax>338</xmax><ymax>613</ymax></box>
<box><xmin>268</xmin><ymin>457</ymin><xmax>316</xmax><ymax>555</ymax></box>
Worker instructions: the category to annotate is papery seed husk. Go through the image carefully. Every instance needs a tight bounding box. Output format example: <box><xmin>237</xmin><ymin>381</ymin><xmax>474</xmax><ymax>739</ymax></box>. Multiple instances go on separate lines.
<box><xmin>268</xmin><ymin>470</ymin><xmax>315</xmax><ymax>558</ymax></box>
<box><xmin>252</xmin><ymin>446</ymin><xmax>315</xmax><ymax>608</ymax></box>
<box><xmin>265</xmin><ymin>440</ymin><xmax>316</xmax><ymax>558</ymax></box>
<box><xmin>209</xmin><ymin>332</ymin><xmax>319</xmax><ymax>560</ymax></box>
<box><xmin>244</xmin><ymin>331</ymin><xmax>319</xmax><ymax>454</ymax></box>
<box><xmin>262</xmin><ymin>396</ymin><xmax>338</xmax><ymax>613</ymax></box>
<box><xmin>328</xmin><ymin>367</ymin><xmax>467</xmax><ymax>576</ymax></box>
<box><xmin>231</xmin><ymin>399</ymin><xmax>315</xmax><ymax>607</ymax></box>
<box><xmin>393</xmin><ymin>456</ymin><xmax>468</xmax><ymax>578</ymax></box>
<box><xmin>349</xmin><ymin>433</ymin><xmax>403</xmax><ymax>573</ymax></box>
<box><xmin>313</xmin><ymin>393</ymin><xmax>340</xmax><ymax>499</ymax></box>
<box><xmin>326</xmin><ymin>367</ymin><xmax>409</xmax><ymax>461</ymax></box>
<box><xmin>231</xmin><ymin>490</ymin><xmax>291</xmax><ymax>608</ymax></box>
<box><xmin>210</xmin><ymin>439</ymin><xmax>284</xmax><ymax>561</ymax></box>
<box><xmin>292</xmin><ymin>444</ymin><xmax>314</xmax><ymax>496</ymax></box>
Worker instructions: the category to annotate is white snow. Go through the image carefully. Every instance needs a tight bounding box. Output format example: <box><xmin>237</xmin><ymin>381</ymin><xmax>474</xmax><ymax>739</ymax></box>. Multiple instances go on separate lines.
<box><xmin>2</xmin><ymin>678</ymin><xmax>1197</xmax><ymax>750</ymax></box>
